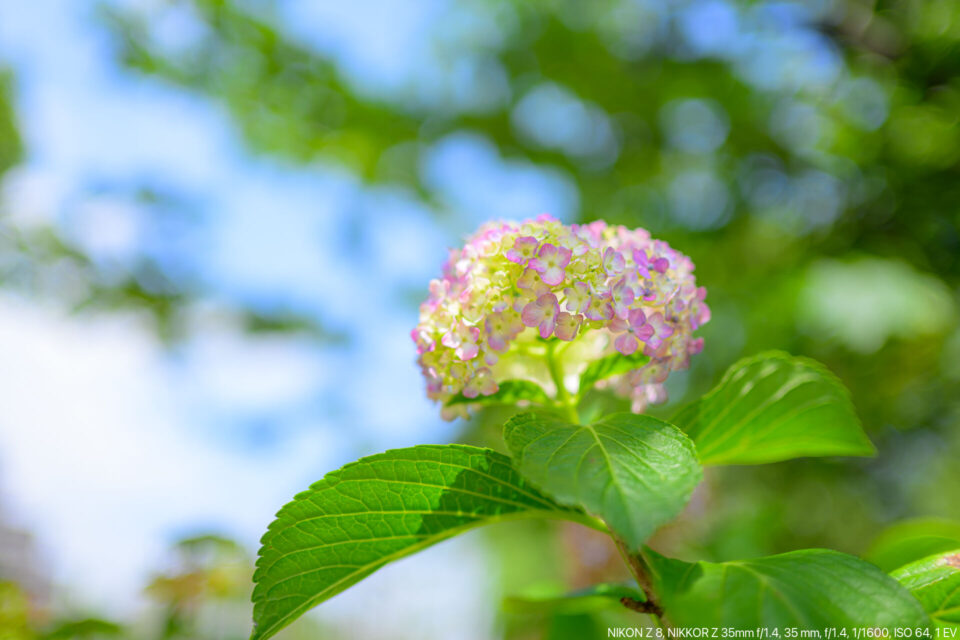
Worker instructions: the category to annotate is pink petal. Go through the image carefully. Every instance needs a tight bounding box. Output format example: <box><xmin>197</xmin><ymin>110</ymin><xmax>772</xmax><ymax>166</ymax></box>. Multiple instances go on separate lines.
<box><xmin>538</xmin><ymin>243</ymin><xmax>558</xmax><ymax>260</ymax></box>
<box><xmin>506</xmin><ymin>236</ymin><xmax>538</xmax><ymax>264</ymax></box>
<box><xmin>603</xmin><ymin>248</ymin><xmax>625</xmax><ymax>274</ymax></box>
<box><xmin>457</xmin><ymin>343</ymin><xmax>479</xmax><ymax>360</ymax></box>
<box><xmin>441</xmin><ymin>331</ymin><xmax>459</xmax><ymax>349</ymax></box>
<box><xmin>636</xmin><ymin>324</ymin><xmax>654</xmax><ymax>342</ymax></box>
<box><xmin>537</xmin><ymin>293</ymin><xmax>560</xmax><ymax>313</ymax></box>
<box><xmin>538</xmin><ymin>317</ymin><xmax>556</xmax><ymax>339</ymax></box>
<box><xmin>585</xmin><ymin>299</ymin><xmax>613</xmax><ymax>321</ymax></box>
<box><xmin>488</xmin><ymin>333</ymin><xmax>507</xmax><ymax>351</ymax></box>
<box><xmin>644</xmin><ymin>340</ymin><xmax>668</xmax><ymax>358</ymax></box>
<box><xmin>505</xmin><ymin>249</ymin><xmax>525</xmax><ymax>264</ymax></box>
<box><xmin>650</xmin><ymin>312</ymin><xmax>674</xmax><ymax>338</ymax></box>
<box><xmin>555</xmin><ymin>312</ymin><xmax>581</xmax><ymax>341</ymax></box>
<box><xmin>693</xmin><ymin>303</ymin><xmax>711</xmax><ymax>329</ymax></box>
<box><xmin>609</xmin><ymin>317</ymin><xmax>628</xmax><ymax>333</ymax></box>
<box><xmin>521</xmin><ymin>301</ymin><xmax>544</xmax><ymax>327</ymax></box>
<box><xmin>541</xmin><ymin>266</ymin><xmax>566</xmax><ymax>286</ymax></box>
<box><xmin>517</xmin><ymin>268</ymin><xmax>541</xmax><ymax>290</ymax></box>
<box><xmin>614</xmin><ymin>333</ymin><xmax>638</xmax><ymax>355</ymax></box>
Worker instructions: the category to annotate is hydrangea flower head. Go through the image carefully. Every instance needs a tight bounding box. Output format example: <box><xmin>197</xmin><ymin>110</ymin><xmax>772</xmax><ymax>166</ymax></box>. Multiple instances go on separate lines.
<box><xmin>413</xmin><ymin>215</ymin><xmax>710</xmax><ymax>418</ymax></box>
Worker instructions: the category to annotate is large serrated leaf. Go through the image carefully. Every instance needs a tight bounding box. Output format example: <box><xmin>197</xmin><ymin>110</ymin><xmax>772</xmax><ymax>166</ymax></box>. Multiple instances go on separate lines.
<box><xmin>251</xmin><ymin>445</ymin><xmax>587</xmax><ymax>640</ymax></box>
<box><xmin>892</xmin><ymin>549</ymin><xmax>960</xmax><ymax>628</ymax></box>
<box><xmin>674</xmin><ymin>351</ymin><xmax>875</xmax><ymax>465</ymax></box>
<box><xmin>645</xmin><ymin>548</ymin><xmax>931</xmax><ymax>629</ymax></box>
<box><xmin>503</xmin><ymin>412</ymin><xmax>702</xmax><ymax>549</ymax></box>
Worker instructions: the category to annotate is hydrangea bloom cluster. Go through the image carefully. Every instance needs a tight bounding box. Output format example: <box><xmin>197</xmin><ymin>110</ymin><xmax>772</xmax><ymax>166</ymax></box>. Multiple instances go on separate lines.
<box><xmin>412</xmin><ymin>215</ymin><xmax>710</xmax><ymax>419</ymax></box>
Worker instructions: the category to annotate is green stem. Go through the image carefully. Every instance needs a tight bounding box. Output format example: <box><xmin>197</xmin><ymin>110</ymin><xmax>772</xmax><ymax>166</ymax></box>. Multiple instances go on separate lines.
<box><xmin>545</xmin><ymin>341</ymin><xmax>579</xmax><ymax>423</ymax></box>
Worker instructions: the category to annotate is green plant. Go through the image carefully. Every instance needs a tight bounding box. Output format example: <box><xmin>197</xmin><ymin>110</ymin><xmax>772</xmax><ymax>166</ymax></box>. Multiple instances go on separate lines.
<box><xmin>249</xmin><ymin>219</ymin><xmax>949</xmax><ymax>637</ymax></box>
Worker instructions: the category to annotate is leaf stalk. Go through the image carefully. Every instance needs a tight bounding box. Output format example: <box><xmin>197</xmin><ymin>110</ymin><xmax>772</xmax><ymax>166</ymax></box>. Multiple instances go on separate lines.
<box><xmin>545</xmin><ymin>340</ymin><xmax>579</xmax><ymax>423</ymax></box>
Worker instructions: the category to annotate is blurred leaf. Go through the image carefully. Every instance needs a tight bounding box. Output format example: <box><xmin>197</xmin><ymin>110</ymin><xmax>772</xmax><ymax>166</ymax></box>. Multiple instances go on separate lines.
<box><xmin>503</xmin><ymin>582</ymin><xmax>644</xmax><ymax>615</ymax></box>
<box><xmin>674</xmin><ymin>351</ymin><xmax>875</xmax><ymax>465</ymax></box>
<box><xmin>446</xmin><ymin>379</ymin><xmax>552</xmax><ymax>407</ymax></box>
<box><xmin>577</xmin><ymin>352</ymin><xmax>651</xmax><ymax>396</ymax></box>
<box><xmin>174</xmin><ymin>533</ymin><xmax>246</xmax><ymax>556</ymax></box>
<box><xmin>799</xmin><ymin>258</ymin><xmax>956</xmax><ymax>354</ymax></box>
<box><xmin>646</xmin><ymin>548</ymin><xmax>931</xmax><ymax>629</ymax></box>
<box><xmin>546</xmin><ymin>612</ymin><xmax>606</xmax><ymax>640</ymax></box>
<box><xmin>503</xmin><ymin>412</ymin><xmax>701</xmax><ymax>549</ymax></box>
<box><xmin>252</xmin><ymin>445</ymin><xmax>590</xmax><ymax>640</ymax></box>
<box><xmin>867</xmin><ymin>518</ymin><xmax>960</xmax><ymax>572</ymax></box>
<box><xmin>0</xmin><ymin>582</ymin><xmax>32</xmax><ymax>640</ymax></box>
<box><xmin>44</xmin><ymin>619</ymin><xmax>124</xmax><ymax>639</ymax></box>
<box><xmin>0</xmin><ymin>69</ymin><xmax>23</xmax><ymax>175</ymax></box>
<box><xmin>891</xmin><ymin>549</ymin><xmax>960</xmax><ymax>628</ymax></box>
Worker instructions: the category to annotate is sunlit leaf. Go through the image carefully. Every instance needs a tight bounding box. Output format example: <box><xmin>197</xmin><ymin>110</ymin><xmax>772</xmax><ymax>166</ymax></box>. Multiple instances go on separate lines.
<box><xmin>646</xmin><ymin>548</ymin><xmax>931</xmax><ymax>629</ymax></box>
<box><xmin>446</xmin><ymin>380</ymin><xmax>552</xmax><ymax>407</ymax></box>
<box><xmin>252</xmin><ymin>445</ymin><xmax>590</xmax><ymax>640</ymax></box>
<box><xmin>503</xmin><ymin>583</ymin><xmax>645</xmax><ymax>615</ymax></box>
<box><xmin>866</xmin><ymin>518</ymin><xmax>960</xmax><ymax>572</ymax></box>
<box><xmin>45</xmin><ymin>619</ymin><xmax>125</xmax><ymax>639</ymax></box>
<box><xmin>577</xmin><ymin>352</ymin><xmax>651</xmax><ymax>396</ymax></box>
<box><xmin>674</xmin><ymin>351</ymin><xmax>875</xmax><ymax>465</ymax></box>
<box><xmin>503</xmin><ymin>412</ymin><xmax>701</xmax><ymax>549</ymax></box>
<box><xmin>892</xmin><ymin>549</ymin><xmax>960</xmax><ymax>628</ymax></box>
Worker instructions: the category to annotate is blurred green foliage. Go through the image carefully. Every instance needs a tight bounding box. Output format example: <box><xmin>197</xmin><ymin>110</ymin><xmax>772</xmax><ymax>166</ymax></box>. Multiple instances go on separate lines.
<box><xmin>0</xmin><ymin>69</ymin><xmax>22</xmax><ymax>175</ymax></box>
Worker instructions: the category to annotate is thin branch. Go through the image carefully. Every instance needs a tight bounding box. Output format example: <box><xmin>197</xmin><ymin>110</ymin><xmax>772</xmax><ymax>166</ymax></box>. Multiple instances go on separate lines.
<box><xmin>614</xmin><ymin>538</ymin><xmax>668</xmax><ymax>627</ymax></box>
<box><xmin>620</xmin><ymin>596</ymin><xmax>663</xmax><ymax>617</ymax></box>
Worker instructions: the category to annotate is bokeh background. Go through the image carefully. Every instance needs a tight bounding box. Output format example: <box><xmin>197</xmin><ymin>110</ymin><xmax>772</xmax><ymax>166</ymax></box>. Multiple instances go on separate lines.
<box><xmin>0</xmin><ymin>0</ymin><xmax>958</xmax><ymax>638</ymax></box>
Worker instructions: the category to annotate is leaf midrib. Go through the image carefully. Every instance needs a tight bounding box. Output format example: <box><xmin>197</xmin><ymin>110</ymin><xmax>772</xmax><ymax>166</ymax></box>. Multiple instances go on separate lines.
<box><xmin>580</xmin><ymin>422</ymin><xmax>633</xmax><ymax>534</ymax></box>
<box><xmin>253</xmin><ymin>508</ymin><xmax>594</xmax><ymax>639</ymax></box>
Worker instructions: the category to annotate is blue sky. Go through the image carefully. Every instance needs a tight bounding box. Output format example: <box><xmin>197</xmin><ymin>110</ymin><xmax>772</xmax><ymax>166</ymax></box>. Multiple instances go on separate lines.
<box><xmin>0</xmin><ymin>0</ymin><xmax>575</xmax><ymax>633</ymax></box>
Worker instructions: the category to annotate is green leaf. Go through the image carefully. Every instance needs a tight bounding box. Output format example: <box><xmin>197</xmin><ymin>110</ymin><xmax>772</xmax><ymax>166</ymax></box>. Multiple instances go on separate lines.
<box><xmin>503</xmin><ymin>583</ymin><xmax>645</xmax><ymax>615</ymax></box>
<box><xmin>577</xmin><ymin>352</ymin><xmax>651</xmax><ymax>395</ymax></box>
<box><xmin>674</xmin><ymin>351</ymin><xmax>875</xmax><ymax>465</ymax></box>
<box><xmin>645</xmin><ymin>548</ymin><xmax>931</xmax><ymax>629</ymax></box>
<box><xmin>251</xmin><ymin>445</ymin><xmax>589</xmax><ymax>640</ymax></box>
<box><xmin>866</xmin><ymin>518</ymin><xmax>960</xmax><ymax>572</ymax></box>
<box><xmin>503</xmin><ymin>412</ymin><xmax>702</xmax><ymax>549</ymax></box>
<box><xmin>45</xmin><ymin>619</ymin><xmax>125</xmax><ymax>639</ymax></box>
<box><xmin>891</xmin><ymin>549</ymin><xmax>960</xmax><ymax>627</ymax></box>
<box><xmin>445</xmin><ymin>379</ymin><xmax>552</xmax><ymax>407</ymax></box>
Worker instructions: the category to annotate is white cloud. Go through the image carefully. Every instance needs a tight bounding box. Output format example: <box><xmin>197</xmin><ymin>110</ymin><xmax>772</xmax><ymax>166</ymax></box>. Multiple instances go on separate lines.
<box><xmin>0</xmin><ymin>296</ymin><xmax>337</xmax><ymax>612</ymax></box>
<box><xmin>0</xmin><ymin>297</ymin><xmax>494</xmax><ymax>640</ymax></box>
